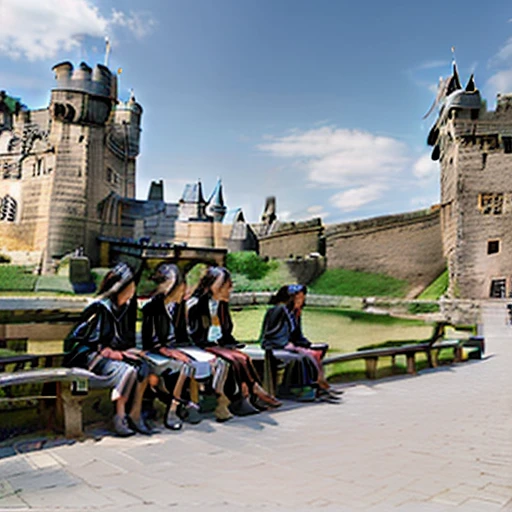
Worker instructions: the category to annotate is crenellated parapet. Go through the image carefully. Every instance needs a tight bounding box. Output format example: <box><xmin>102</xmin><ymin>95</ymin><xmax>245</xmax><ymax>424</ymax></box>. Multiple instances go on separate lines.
<box><xmin>50</xmin><ymin>62</ymin><xmax>117</xmax><ymax>125</ymax></box>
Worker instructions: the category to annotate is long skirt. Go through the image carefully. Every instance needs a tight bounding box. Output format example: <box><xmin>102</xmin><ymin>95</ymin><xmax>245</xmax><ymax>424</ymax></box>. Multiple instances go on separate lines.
<box><xmin>206</xmin><ymin>346</ymin><xmax>261</xmax><ymax>399</ymax></box>
<box><xmin>87</xmin><ymin>354</ymin><xmax>137</xmax><ymax>402</ymax></box>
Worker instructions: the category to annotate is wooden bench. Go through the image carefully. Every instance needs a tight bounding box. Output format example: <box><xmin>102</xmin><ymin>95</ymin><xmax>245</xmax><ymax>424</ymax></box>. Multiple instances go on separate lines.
<box><xmin>322</xmin><ymin>325</ymin><xmax>484</xmax><ymax>379</ymax></box>
<box><xmin>244</xmin><ymin>322</ymin><xmax>485</xmax><ymax>389</ymax></box>
<box><xmin>0</xmin><ymin>353</ymin><xmax>110</xmax><ymax>438</ymax></box>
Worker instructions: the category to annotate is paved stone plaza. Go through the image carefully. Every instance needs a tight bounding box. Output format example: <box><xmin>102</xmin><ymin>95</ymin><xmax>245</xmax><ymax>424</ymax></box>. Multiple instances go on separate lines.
<box><xmin>0</xmin><ymin>303</ymin><xmax>511</xmax><ymax>511</ymax></box>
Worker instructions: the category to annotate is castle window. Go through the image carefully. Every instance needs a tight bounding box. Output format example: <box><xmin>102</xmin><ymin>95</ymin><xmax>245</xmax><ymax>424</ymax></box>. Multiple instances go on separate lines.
<box><xmin>503</xmin><ymin>137</ymin><xmax>512</xmax><ymax>154</ymax></box>
<box><xmin>488</xmin><ymin>240</ymin><xmax>500</xmax><ymax>255</ymax></box>
<box><xmin>490</xmin><ymin>279</ymin><xmax>506</xmax><ymax>298</ymax></box>
<box><xmin>482</xmin><ymin>153</ymin><xmax>487</xmax><ymax>169</ymax></box>
<box><xmin>479</xmin><ymin>193</ymin><xmax>504</xmax><ymax>215</ymax></box>
<box><xmin>37</xmin><ymin>159</ymin><xmax>42</xmax><ymax>176</ymax></box>
<box><xmin>0</xmin><ymin>195</ymin><xmax>17</xmax><ymax>222</ymax></box>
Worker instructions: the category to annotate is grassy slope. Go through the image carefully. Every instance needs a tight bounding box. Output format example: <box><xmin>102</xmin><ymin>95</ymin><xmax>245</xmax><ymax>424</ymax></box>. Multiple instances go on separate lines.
<box><xmin>309</xmin><ymin>268</ymin><xmax>409</xmax><ymax>297</ymax></box>
<box><xmin>417</xmin><ymin>269</ymin><xmax>448</xmax><ymax>300</ymax></box>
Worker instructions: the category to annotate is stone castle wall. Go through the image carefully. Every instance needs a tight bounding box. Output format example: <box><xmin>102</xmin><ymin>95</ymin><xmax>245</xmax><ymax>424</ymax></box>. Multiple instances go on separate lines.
<box><xmin>436</xmin><ymin>92</ymin><xmax>512</xmax><ymax>299</ymax></box>
<box><xmin>324</xmin><ymin>209</ymin><xmax>445</xmax><ymax>287</ymax></box>
<box><xmin>259</xmin><ymin>219</ymin><xmax>323</xmax><ymax>259</ymax></box>
<box><xmin>0</xmin><ymin>62</ymin><xmax>141</xmax><ymax>270</ymax></box>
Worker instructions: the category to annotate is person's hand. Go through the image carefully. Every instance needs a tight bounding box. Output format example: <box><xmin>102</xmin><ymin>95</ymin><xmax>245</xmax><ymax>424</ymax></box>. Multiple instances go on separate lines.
<box><xmin>126</xmin><ymin>348</ymin><xmax>145</xmax><ymax>356</ymax></box>
<box><xmin>122</xmin><ymin>350</ymin><xmax>140</xmax><ymax>361</ymax></box>
<box><xmin>100</xmin><ymin>347</ymin><xmax>123</xmax><ymax>360</ymax></box>
<box><xmin>160</xmin><ymin>347</ymin><xmax>191</xmax><ymax>364</ymax></box>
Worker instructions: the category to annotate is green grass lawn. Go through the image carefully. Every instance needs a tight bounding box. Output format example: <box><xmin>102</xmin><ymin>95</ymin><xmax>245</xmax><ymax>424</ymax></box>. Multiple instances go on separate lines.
<box><xmin>417</xmin><ymin>269</ymin><xmax>449</xmax><ymax>300</ymax></box>
<box><xmin>0</xmin><ymin>265</ymin><xmax>38</xmax><ymax>292</ymax></box>
<box><xmin>232</xmin><ymin>306</ymin><xmax>431</xmax><ymax>350</ymax></box>
<box><xmin>231</xmin><ymin>306</ymin><xmax>446</xmax><ymax>382</ymax></box>
<box><xmin>309</xmin><ymin>268</ymin><xmax>409</xmax><ymax>297</ymax></box>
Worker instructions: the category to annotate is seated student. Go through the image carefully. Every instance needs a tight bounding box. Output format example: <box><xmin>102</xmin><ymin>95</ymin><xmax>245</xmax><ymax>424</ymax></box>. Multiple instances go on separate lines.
<box><xmin>63</xmin><ymin>263</ymin><xmax>153</xmax><ymax>437</ymax></box>
<box><xmin>261</xmin><ymin>284</ymin><xmax>342</xmax><ymax>401</ymax></box>
<box><xmin>141</xmin><ymin>263</ymin><xmax>205</xmax><ymax>430</ymax></box>
<box><xmin>187</xmin><ymin>266</ymin><xmax>281</xmax><ymax>417</ymax></box>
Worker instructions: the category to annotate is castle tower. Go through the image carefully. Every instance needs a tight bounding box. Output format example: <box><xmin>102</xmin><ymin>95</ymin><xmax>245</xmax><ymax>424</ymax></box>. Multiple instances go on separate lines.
<box><xmin>206</xmin><ymin>178</ymin><xmax>227</xmax><ymax>222</ymax></box>
<box><xmin>44</xmin><ymin>61</ymin><xmax>117</xmax><ymax>270</ymax></box>
<box><xmin>110</xmin><ymin>89</ymin><xmax>142</xmax><ymax>198</ymax></box>
<box><xmin>175</xmin><ymin>181</ymin><xmax>214</xmax><ymax>246</ymax></box>
<box><xmin>428</xmin><ymin>64</ymin><xmax>512</xmax><ymax>298</ymax></box>
<box><xmin>206</xmin><ymin>179</ymin><xmax>227</xmax><ymax>248</ymax></box>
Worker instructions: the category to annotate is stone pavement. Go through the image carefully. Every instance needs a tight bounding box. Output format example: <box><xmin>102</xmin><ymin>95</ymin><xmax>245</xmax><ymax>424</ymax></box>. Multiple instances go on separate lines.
<box><xmin>0</xmin><ymin>303</ymin><xmax>511</xmax><ymax>511</ymax></box>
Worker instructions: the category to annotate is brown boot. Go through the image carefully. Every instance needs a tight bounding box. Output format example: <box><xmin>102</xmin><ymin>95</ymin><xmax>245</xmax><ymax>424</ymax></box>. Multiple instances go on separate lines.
<box><xmin>215</xmin><ymin>394</ymin><xmax>233</xmax><ymax>422</ymax></box>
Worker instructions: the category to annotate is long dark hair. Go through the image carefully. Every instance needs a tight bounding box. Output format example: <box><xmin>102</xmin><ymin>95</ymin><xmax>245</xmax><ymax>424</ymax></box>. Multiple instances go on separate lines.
<box><xmin>193</xmin><ymin>266</ymin><xmax>232</xmax><ymax>298</ymax></box>
<box><xmin>151</xmin><ymin>263</ymin><xmax>184</xmax><ymax>298</ymax></box>
<box><xmin>98</xmin><ymin>262</ymin><xmax>135</xmax><ymax>300</ymax></box>
<box><xmin>269</xmin><ymin>284</ymin><xmax>307</xmax><ymax>309</ymax></box>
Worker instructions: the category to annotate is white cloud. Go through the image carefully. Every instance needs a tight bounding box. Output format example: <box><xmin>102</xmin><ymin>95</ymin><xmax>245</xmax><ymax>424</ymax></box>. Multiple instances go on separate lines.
<box><xmin>258</xmin><ymin>126</ymin><xmax>410</xmax><ymax>187</ymax></box>
<box><xmin>494</xmin><ymin>37</ymin><xmax>512</xmax><ymax>63</ymax></box>
<box><xmin>413</xmin><ymin>153</ymin><xmax>439</xmax><ymax>180</ymax></box>
<box><xmin>0</xmin><ymin>0</ymin><xmax>154</xmax><ymax>61</ymax></box>
<box><xmin>416</xmin><ymin>60</ymin><xmax>450</xmax><ymax>70</ymax></box>
<box><xmin>330</xmin><ymin>184</ymin><xmax>387</xmax><ymax>212</ymax></box>
<box><xmin>487</xmin><ymin>69</ymin><xmax>512</xmax><ymax>95</ymax></box>
<box><xmin>110</xmin><ymin>9</ymin><xmax>155</xmax><ymax>39</ymax></box>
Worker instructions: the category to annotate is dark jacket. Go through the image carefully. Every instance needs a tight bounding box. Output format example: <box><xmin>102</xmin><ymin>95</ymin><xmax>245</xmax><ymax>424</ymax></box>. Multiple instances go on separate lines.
<box><xmin>141</xmin><ymin>295</ymin><xmax>192</xmax><ymax>352</ymax></box>
<box><xmin>260</xmin><ymin>304</ymin><xmax>292</xmax><ymax>350</ymax></box>
<box><xmin>260</xmin><ymin>304</ymin><xmax>311</xmax><ymax>350</ymax></box>
<box><xmin>63</xmin><ymin>298</ymin><xmax>136</xmax><ymax>367</ymax></box>
<box><xmin>186</xmin><ymin>293</ymin><xmax>237</xmax><ymax>348</ymax></box>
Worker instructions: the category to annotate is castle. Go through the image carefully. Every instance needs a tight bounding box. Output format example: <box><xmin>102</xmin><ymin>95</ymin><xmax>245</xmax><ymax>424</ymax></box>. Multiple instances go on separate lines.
<box><xmin>257</xmin><ymin>64</ymin><xmax>512</xmax><ymax>300</ymax></box>
<box><xmin>1</xmin><ymin>60</ymin><xmax>510</xmax><ymax>299</ymax></box>
<box><xmin>428</xmin><ymin>65</ymin><xmax>512</xmax><ymax>299</ymax></box>
<box><xmin>0</xmin><ymin>62</ymin><xmax>141</xmax><ymax>272</ymax></box>
<box><xmin>0</xmin><ymin>61</ymin><xmax>247</xmax><ymax>271</ymax></box>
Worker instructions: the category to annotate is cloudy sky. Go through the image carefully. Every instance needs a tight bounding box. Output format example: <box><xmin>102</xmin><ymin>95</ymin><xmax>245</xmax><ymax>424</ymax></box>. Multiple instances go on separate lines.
<box><xmin>1</xmin><ymin>0</ymin><xmax>512</xmax><ymax>223</ymax></box>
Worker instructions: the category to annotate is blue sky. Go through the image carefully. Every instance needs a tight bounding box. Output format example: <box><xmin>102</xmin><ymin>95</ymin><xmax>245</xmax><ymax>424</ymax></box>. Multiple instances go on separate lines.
<box><xmin>2</xmin><ymin>0</ymin><xmax>512</xmax><ymax>223</ymax></box>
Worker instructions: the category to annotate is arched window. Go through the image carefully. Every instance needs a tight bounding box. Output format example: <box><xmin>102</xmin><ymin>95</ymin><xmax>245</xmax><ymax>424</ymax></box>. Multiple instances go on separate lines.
<box><xmin>0</xmin><ymin>195</ymin><xmax>17</xmax><ymax>222</ymax></box>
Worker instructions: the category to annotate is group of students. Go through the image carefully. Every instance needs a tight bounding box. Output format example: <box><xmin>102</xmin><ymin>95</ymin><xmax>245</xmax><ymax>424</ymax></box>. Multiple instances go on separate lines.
<box><xmin>63</xmin><ymin>262</ymin><xmax>342</xmax><ymax>437</ymax></box>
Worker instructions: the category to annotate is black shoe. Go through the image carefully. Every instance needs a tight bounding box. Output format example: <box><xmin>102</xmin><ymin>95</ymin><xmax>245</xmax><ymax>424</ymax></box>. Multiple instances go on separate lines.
<box><xmin>317</xmin><ymin>388</ymin><xmax>341</xmax><ymax>401</ymax></box>
<box><xmin>127</xmin><ymin>416</ymin><xmax>154</xmax><ymax>436</ymax></box>
<box><xmin>229</xmin><ymin>397</ymin><xmax>260</xmax><ymax>416</ymax></box>
<box><xmin>250</xmin><ymin>396</ymin><xmax>269</xmax><ymax>412</ymax></box>
<box><xmin>164</xmin><ymin>405</ymin><xmax>183</xmax><ymax>431</ymax></box>
<box><xmin>327</xmin><ymin>387</ymin><xmax>344</xmax><ymax>395</ymax></box>
<box><xmin>178</xmin><ymin>402</ymin><xmax>202</xmax><ymax>424</ymax></box>
<box><xmin>113</xmin><ymin>415</ymin><xmax>136</xmax><ymax>437</ymax></box>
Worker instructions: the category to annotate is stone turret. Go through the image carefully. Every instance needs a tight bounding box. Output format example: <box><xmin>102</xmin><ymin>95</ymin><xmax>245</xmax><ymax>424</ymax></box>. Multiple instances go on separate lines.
<box><xmin>427</xmin><ymin>62</ymin><xmax>512</xmax><ymax>298</ymax></box>
<box><xmin>206</xmin><ymin>178</ymin><xmax>227</xmax><ymax>222</ymax></box>
<box><xmin>50</xmin><ymin>62</ymin><xmax>116</xmax><ymax>125</ymax></box>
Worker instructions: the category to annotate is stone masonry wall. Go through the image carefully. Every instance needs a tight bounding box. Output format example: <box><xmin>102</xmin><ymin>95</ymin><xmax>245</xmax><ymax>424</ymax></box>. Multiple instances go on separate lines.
<box><xmin>259</xmin><ymin>219</ymin><xmax>323</xmax><ymax>259</ymax></box>
<box><xmin>325</xmin><ymin>209</ymin><xmax>445</xmax><ymax>287</ymax></box>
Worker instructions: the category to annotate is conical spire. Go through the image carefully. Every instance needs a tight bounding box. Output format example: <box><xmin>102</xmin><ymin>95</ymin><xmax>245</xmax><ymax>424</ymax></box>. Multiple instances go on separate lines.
<box><xmin>206</xmin><ymin>179</ymin><xmax>227</xmax><ymax>222</ymax></box>
<box><xmin>465</xmin><ymin>73</ymin><xmax>477</xmax><ymax>92</ymax></box>
<box><xmin>208</xmin><ymin>178</ymin><xmax>225</xmax><ymax>208</ymax></box>
<box><xmin>446</xmin><ymin>61</ymin><xmax>462</xmax><ymax>96</ymax></box>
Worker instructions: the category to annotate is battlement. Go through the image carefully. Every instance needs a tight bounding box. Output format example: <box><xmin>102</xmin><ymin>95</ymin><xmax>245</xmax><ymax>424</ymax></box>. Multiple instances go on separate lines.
<box><xmin>325</xmin><ymin>208</ymin><xmax>439</xmax><ymax>239</ymax></box>
<box><xmin>52</xmin><ymin>61</ymin><xmax>117</xmax><ymax>100</ymax></box>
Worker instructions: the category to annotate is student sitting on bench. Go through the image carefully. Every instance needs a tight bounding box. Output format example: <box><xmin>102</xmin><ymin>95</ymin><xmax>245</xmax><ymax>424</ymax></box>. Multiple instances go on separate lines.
<box><xmin>64</xmin><ymin>263</ymin><xmax>153</xmax><ymax>437</ymax></box>
<box><xmin>142</xmin><ymin>263</ymin><xmax>205</xmax><ymax>430</ymax></box>
<box><xmin>187</xmin><ymin>267</ymin><xmax>281</xmax><ymax>418</ymax></box>
<box><xmin>261</xmin><ymin>285</ymin><xmax>342</xmax><ymax>401</ymax></box>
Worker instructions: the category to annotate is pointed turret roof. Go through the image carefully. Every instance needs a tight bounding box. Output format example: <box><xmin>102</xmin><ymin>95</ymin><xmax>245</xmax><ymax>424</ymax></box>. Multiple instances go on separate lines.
<box><xmin>446</xmin><ymin>62</ymin><xmax>462</xmax><ymax>96</ymax></box>
<box><xmin>208</xmin><ymin>179</ymin><xmax>225</xmax><ymax>208</ymax></box>
<box><xmin>180</xmin><ymin>181</ymin><xmax>206</xmax><ymax>204</ymax></box>
<box><xmin>465</xmin><ymin>74</ymin><xmax>477</xmax><ymax>92</ymax></box>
